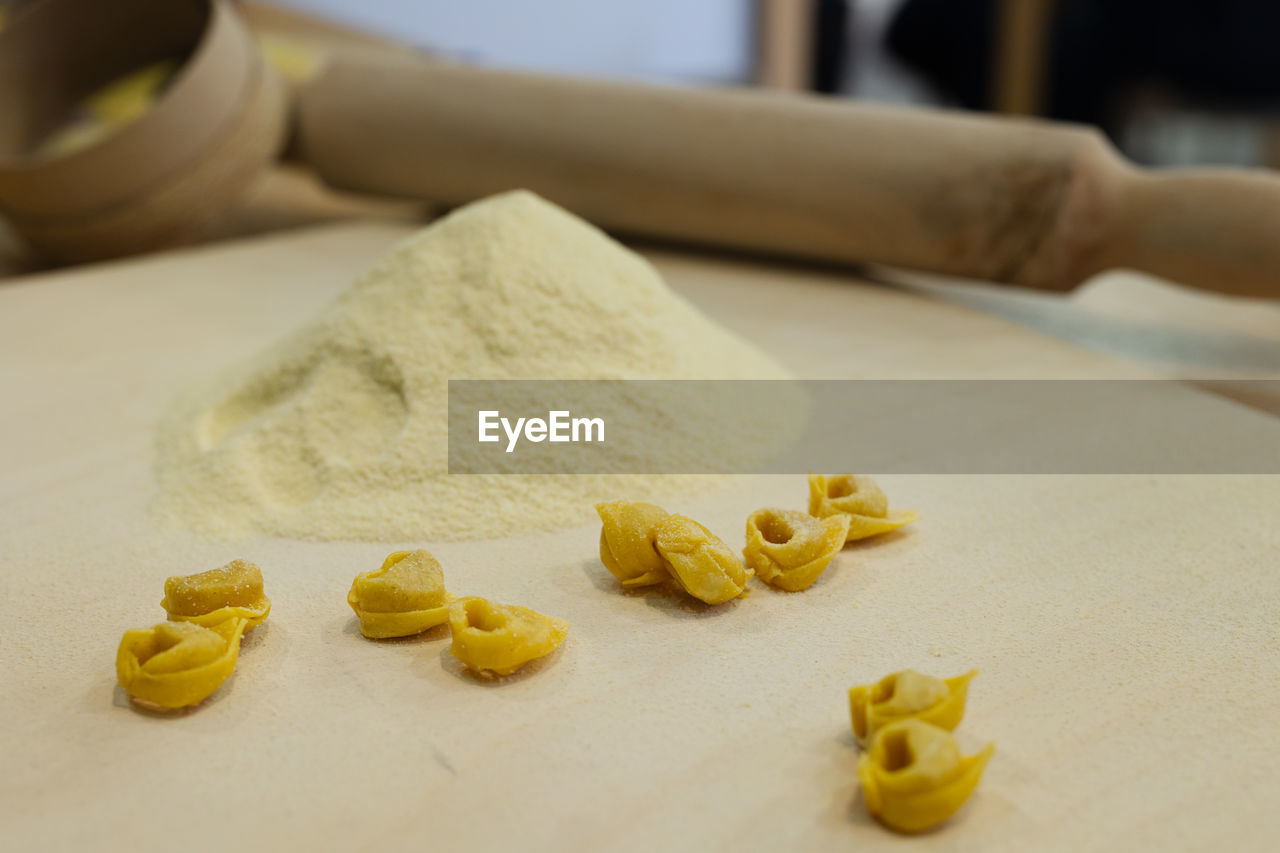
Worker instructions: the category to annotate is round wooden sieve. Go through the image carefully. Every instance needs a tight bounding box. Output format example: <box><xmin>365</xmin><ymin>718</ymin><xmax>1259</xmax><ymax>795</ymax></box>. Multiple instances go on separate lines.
<box><xmin>0</xmin><ymin>0</ymin><xmax>286</xmax><ymax>262</ymax></box>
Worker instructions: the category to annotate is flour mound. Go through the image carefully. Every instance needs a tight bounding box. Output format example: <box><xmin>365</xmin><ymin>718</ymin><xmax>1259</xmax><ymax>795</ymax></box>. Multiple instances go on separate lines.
<box><xmin>154</xmin><ymin>191</ymin><xmax>791</xmax><ymax>542</ymax></box>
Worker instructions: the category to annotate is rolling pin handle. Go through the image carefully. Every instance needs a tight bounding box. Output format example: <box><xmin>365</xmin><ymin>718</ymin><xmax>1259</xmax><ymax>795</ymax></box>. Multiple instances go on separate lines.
<box><xmin>1103</xmin><ymin>169</ymin><xmax>1280</xmax><ymax>299</ymax></box>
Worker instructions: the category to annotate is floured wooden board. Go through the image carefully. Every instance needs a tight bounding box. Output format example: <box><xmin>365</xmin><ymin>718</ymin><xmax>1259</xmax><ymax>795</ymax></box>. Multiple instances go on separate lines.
<box><xmin>1</xmin><ymin>223</ymin><xmax>1277</xmax><ymax>852</ymax></box>
<box><xmin>878</xmin><ymin>265</ymin><xmax>1280</xmax><ymax>415</ymax></box>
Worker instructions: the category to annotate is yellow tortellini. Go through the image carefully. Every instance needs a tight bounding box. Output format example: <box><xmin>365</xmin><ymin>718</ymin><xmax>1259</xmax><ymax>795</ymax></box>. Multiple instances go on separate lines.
<box><xmin>348</xmin><ymin>549</ymin><xmax>452</xmax><ymax>639</ymax></box>
<box><xmin>743</xmin><ymin>508</ymin><xmax>850</xmax><ymax>591</ymax></box>
<box><xmin>596</xmin><ymin>500</ymin><xmax>671</xmax><ymax>588</ymax></box>
<box><xmin>850</xmin><ymin>669</ymin><xmax>977</xmax><ymax>746</ymax></box>
<box><xmin>448</xmin><ymin>597</ymin><xmax>569</xmax><ymax>677</ymax></box>
<box><xmin>161</xmin><ymin>559</ymin><xmax>271</xmax><ymax>629</ymax></box>
<box><xmin>808</xmin><ymin>474</ymin><xmax>919</xmax><ymax>542</ymax></box>
<box><xmin>654</xmin><ymin>514</ymin><xmax>752</xmax><ymax>605</ymax></box>
<box><xmin>116</xmin><ymin>618</ymin><xmax>247</xmax><ymax>709</ymax></box>
<box><xmin>858</xmin><ymin>719</ymin><xmax>994</xmax><ymax>834</ymax></box>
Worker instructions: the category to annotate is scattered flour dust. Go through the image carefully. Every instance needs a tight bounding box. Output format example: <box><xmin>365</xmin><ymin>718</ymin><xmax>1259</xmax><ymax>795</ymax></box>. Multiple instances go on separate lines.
<box><xmin>154</xmin><ymin>191</ymin><xmax>792</xmax><ymax>542</ymax></box>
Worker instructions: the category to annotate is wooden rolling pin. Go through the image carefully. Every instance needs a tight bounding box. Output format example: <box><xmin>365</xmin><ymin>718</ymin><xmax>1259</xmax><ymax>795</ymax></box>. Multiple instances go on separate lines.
<box><xmin>297</xmin><ymin>56</ymin><xmax>1280</xmax><ymax>299</ymax></box>
<box><xmin>1</xmin><ymin>0</ymin><xmax>1278</xmax><ymax>298</ymax></box>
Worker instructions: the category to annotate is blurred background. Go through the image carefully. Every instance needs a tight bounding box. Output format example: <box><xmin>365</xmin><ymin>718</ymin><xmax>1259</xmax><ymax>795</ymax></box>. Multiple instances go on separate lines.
<box><xmin>5</xmin><ymin>0</ymin><xmax>1280</xmax><ymax>256</ymax></box>
<box><xmin>0</xmin><ymin>0</ymin><xmax>1274</xmax><ymax>402</ymax></box>
<box><xmin>257</xmin><ymin>0</ymin><xmax>1280</xmax><ymax>168</ymax></box>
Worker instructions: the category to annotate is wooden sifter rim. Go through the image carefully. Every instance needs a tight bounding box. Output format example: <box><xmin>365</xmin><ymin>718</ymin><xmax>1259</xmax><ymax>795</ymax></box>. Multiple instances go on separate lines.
<box><xmin>0</xmin><ymin>0</ymin><xmax>287</xmax><ymax>260</ymax></box>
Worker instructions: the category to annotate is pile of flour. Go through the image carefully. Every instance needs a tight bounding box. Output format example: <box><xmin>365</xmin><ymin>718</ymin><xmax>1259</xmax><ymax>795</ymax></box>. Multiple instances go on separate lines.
<box><xmin>154</xmin><ymin>191</ymin><xmax>792</xmax><ymax>541</ymax></box>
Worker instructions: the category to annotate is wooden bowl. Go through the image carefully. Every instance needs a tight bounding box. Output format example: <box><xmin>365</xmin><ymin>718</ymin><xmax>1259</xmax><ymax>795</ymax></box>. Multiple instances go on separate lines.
<box><xmin>0</xmin><ymin>0</ymin><xmax>287</xmax><ymax>262</ymax></box>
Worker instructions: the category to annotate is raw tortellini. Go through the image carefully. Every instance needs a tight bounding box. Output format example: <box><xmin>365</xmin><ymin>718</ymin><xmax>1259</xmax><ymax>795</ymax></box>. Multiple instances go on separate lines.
<box><xmin>850</xmin><ymin>669</ymin><xmax>978</xmax><ymax>746</ymax></box>
<box><xmin>596</xmin><ymin>474</ymin><xmax>918</xmax><ymax>602</ymax></box>
<box><xmin>161</xmin><ymin>559</ymin><xmax>271</xmax><ymax>629</ymax></box>
<box><xmin>808</xmin><ymin>474</ymin><xmax>919</xmax><ymax>542</ymax></box>
<box><xmin>858</xmin><ymin>719</ymin><xmax>994</xmax><ymax>834</ymax></box>
<box><xmin>448</xmin><ymin>597</ymin><xmax>569</xmax><ymax>676</ymax></box>
<box><xmin>743</xmin><ymin>508</ymin><xmax>850</xmax><ymax>591</ymax></box>
<box><xmin>347</xmin><ymin>551</ymin><xmax>570</xmax><ymax>680</ymax></box>
<box><xmin>595</xmin><ymin>502</ymin><xmax>751</xmax><ymax>604</ymax></box>
<box><xmin>348</xmin><ymin>549</ymin><xmax>451</xmax><ymax>639</ymax></box>
<box><xmin>119</xmin><ymin>559</ymin><xmax>271</xmax><ymax>710</ymax></box>
<box><xmin>596</xmin><ymin>500</ymin><xmax>671</xmax><ymax>588</ymax></box>
<box><xmin>654</xmin><ymin>514</ymin><xmax>752</xmax><ymax>605</ymax></box>
<box><xmin>116</xmin><ymin>617</ymin><xmax>248</xmax><ymax>709</ymax></box>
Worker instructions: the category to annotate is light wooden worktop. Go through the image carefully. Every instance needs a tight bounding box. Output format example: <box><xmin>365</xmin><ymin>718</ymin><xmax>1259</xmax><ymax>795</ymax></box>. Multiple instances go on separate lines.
<box><xmin>1</xmin><ymin>223</ymin><xmax>1276</xmax><ymax>851</ymax></box>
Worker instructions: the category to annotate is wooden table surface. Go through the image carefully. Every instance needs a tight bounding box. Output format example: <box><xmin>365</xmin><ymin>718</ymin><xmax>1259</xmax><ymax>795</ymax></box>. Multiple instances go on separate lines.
<box><xmin>1</xmin><ymin>222</ymin><xmax>1277</xmax><ymax>851</ymax></box>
